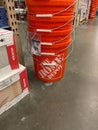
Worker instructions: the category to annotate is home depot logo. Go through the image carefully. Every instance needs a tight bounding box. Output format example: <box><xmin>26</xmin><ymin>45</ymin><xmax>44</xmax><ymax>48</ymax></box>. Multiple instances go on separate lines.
<box><xmin>38</xmin><ymin>54</ymin><xmax>64</xmax><ymax>79</ymax></box>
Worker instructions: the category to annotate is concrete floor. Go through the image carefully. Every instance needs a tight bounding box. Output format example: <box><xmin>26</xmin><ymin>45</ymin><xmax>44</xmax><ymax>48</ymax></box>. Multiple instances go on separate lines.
<box><xmin>0</xmin><ymin>17</ymin><xmax>98</xmax><ymax>130</ymax></box>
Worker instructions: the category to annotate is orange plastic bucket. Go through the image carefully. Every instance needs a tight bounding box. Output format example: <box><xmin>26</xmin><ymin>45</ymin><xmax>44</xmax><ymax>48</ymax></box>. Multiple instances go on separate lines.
<box><xmin>41</xmin><ymin>39</ymin><xmax>71</xmax><ymax>53</ymax></box>
<box><xmin>28</xmin><ymin>20</ymin><xmax>73</xmax><ymax>30</ymax></box>
<box><xmin>26</xmin><ymin>0</ymin><xmax>75</xmax><ymax>7</ymax></box>
<box><xmin>41</xmin><ymin>33</ymin><xmax>72</xmax><ymax>42</ymax></box>
<box><xmin>27</xmin><ymin>14</ymin><xmax>74</xmax><ymax>29</ymax></box>
<box><xmin>28</xmin><ymin>26</ymin><xmax>72</xmax><ymax>42</ymax></box>
<box><xmin>37</xmin><ymin>30</ymin><xmax>72</xmax><ymax>38</ymax></box>
<box><xmin>33</xmin><ymin>49</ymin><xmax>68</xmax><ymax>82</ymax></box>
<box><xmin>29</xmin><ymin>29</ymin><xmax>72</xmax><ymax>42</ymax></box>
<box><xmin>28</xmin><ymin>21</ymin><xmax>73</xmax><ymax>31</ymax></box>
<box><xmin>27</xmin><ymin>14</ymin><xmax>74</xmax><ymax>23</ymax></box>
<box><xmin>28</xmin><ymin>21</ymin><xmax>73</xmax><ymax>29</ymax></box>
<box><xmin>28</xmin><ymin>6</ymin><xmax>75</xmax><ymax>15</ymax></box>
<box><xmin>28</xmin><ymin>27</ymin><xmax>72</xmax><ymax>36</ymax></box>
<box><xmin>26</xmin><ymin>0</ymin><xmax>75</xmax><ymax>82</ymax></box>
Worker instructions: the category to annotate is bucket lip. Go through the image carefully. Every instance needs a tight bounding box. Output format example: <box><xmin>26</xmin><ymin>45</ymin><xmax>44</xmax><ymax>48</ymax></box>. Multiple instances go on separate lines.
<box><xmin>42</xmin><ymin>39</ymin><xmax>72</xmax><ymax>49</ymax></box>
<box><xmin>27</xmin><ymin>17</ymin><xmax>74</xmax><ymax>24</ymax></box>
<box><xmin>27</xmin><ymin>8</ymin><xmax>75</xmax><ymax>14</ymax></box>
<box><xmin>33</xmin><ymin>49</ymin><xmax>68</xmax><ymax>57</ymax></box>
<box><xmin>28</xmin><ymin>6</ymin><xmax>74</xmax><ymax>9</ymax></box>
<box><xmin>28</xmin><ymin>8</ymin><xmax>74</xmax><ymax>13</ymax></box>
<box><xmin>28</xmin><ymin>23</ymin><xmax>73</xmax><ymax>29</ymax></box>
<box><xmin>40</xmin><ymin>32</ymin><xmax>72</xmax><ymax>36</ymax></box>
<box><xmin>27</xmin><ymin>15</ymin><xmax>74</xmax><ymax>24</ymax></box>
<box><xmin>28</xmin><ymin>28</ymin><xmax>73</xmax><ymax>33</ymax></box>
<box><xmin>26</xmin><ymin>0</ymin><xmax>76</xmax><ymax>7</ymax></box>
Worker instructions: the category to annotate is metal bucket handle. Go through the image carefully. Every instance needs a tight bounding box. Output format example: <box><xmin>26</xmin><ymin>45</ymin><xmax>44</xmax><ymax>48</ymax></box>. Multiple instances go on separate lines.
<box><xmin>33</xmin><ymin>41</ymin><xmax>73</xmax><ymax>67</ymax></box>
<box><xmin>28</xmin><ymin>29</ymin><xmax>73</xmax><ymax>46</ymax></box>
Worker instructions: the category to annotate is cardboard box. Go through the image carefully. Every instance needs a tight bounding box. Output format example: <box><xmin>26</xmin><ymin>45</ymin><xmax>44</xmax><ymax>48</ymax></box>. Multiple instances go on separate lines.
<box><xmin>0</xmin><ymin>29</ymin><xmax>19</xmax><ymax>69</ymax></box>
<box><xmin>0</xmin><ymin>64</ymin><xmax>29</xmax><ymax>91</ymax></box>
<box><xmin>0</xmin><ymin>88</ymin><xmax>29</xmax><ymax>115</ymax></box>
<box><xmin>0</xmin><ymin>81</ymin><xmax>22</xmax><ymax>107</ymax></box>
<box><xmin>0</xmin><ymin>64</ymin><xmax>29</xmax><ymax>115</ymax></box>
<box><xmin>0</xmin><ymin>29</ymin><xmax>13</xmax><ymax>46</ymax></box>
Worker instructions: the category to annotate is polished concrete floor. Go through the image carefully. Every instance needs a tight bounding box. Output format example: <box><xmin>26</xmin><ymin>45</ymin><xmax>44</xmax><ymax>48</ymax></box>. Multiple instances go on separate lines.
<box><xmin>0</xmin><ymin>17</ymin><xmax>98</xmax><ymax>130</ymax></box>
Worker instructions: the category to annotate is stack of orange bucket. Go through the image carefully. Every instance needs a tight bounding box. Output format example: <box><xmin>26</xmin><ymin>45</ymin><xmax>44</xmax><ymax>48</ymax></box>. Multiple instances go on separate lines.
<box><xmin>26</xmin><ymin>0</ymin><xmax>76</xmax><ymax>82</ymax></box>
<box><xmin>89</xmin><ymin>0</ymin><xmax>98</xmax><ymax>19</ymax></box>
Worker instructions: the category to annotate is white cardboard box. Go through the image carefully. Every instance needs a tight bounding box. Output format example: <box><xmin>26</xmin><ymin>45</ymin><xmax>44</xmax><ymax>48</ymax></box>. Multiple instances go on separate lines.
<box><xmin>0</xmin><ymin>29</ymin><xmax>13</xmax><ymax>47</ymax></box>
<box><xmin>0</xmin><ymin>29</ymin><xmax>19</xmax><ymax>70</ymax></box>
<box><xmin>0</xmin><ymin>64</ymin><xmax>29</xmax><ymax>91</ymax></box>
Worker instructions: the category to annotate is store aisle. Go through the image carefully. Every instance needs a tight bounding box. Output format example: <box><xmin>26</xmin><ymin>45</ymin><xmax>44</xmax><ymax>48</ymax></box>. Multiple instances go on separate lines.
<box><xmin>0</xmin><ymin>17</ymin><xmax>98</xmax><ymax>130</ymax></box>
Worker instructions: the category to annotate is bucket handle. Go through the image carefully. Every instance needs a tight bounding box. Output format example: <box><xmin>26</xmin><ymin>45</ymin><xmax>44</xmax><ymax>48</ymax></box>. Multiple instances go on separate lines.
<box><xmin>41</xmin><ymin>39</ymin><xmax>73</xmax><ymax>56</ymax></box>
<box><xmin>36</xmin><ymin>14</ymin><xmax>53</xmax><ymax>18</ymax></box>
<box><xmin>36</xmin><ymin>29</ymin><xmax>52</xmax><ymax>32</ymax></box>
<box><xmin>40</xmin><ymin>30</ymin><xmax>73</xmax><ymax>47</ymax></box>
<box><xmin>28</xmin><ymin>30</ymin><xmax>73</xmax><ymax>46</ymax></box>
<box><xmin>42</xmin><ymin>41</ymin><xmax>73</xmax><ymax>66</ymax></box>
<box><xmin>33</xmin><ymin>40</ymin><xmax>73</xmax><ymax>67</ymax></box>
<box><xmin>41</xmin><ymin>42</ymin><xmax>52</xmax><ymax>45</ymax></box>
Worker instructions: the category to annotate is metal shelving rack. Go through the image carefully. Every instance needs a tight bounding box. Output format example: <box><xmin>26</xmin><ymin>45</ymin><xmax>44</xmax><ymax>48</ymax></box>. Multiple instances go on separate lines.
<box><xmin>14</xmin><ymin>0</ymin><xmax>27</xmax><ymax>23</ymax></box>
<box><xmin>75</xmin><ymin>0</ymin><xmax>91</xmax><ymax>26</ymax></box>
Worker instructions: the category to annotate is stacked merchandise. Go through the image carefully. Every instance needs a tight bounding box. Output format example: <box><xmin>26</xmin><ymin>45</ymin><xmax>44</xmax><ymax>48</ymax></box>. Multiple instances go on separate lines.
<box><xmin>0</xmin><ymin>7</ymin><xmax>9</xmax><ymax>28</ymax></box>
<box><xmin>89</xmin><ymin>0</ymin><xmax>98</xmax><ymax>19</ymax></box>
<box><xmin>14</xmin><ymin>0</ymin><xmax>27</xmax><ymax>22</ymax></box>
<box><xmin>0</xmin><ymin>29</ymin><xmax>29</xmax><ymax>115</ymax></box>
<box><xmin>26</xmin><ymin>0</ymin><xmax>76</xmax><ymax>82</ymax></box>
<box><xmin>75</xmin><ymin>0</ymin><xmax>91</xmax><ymax>26</ymax></box>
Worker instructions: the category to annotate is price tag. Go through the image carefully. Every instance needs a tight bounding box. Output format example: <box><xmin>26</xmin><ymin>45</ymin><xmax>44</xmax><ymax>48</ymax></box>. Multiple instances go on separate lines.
<box><xmin>29</xmin><ymin>32</ymin><xmax>41</xmax><ymax>56</ymax></box>
<box><xmin>31</xmin><ymin>38</ymin><xmax>41</xmax><ymax>55</ymax></box>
